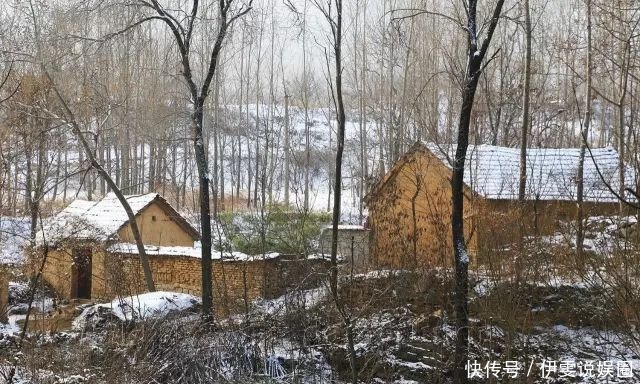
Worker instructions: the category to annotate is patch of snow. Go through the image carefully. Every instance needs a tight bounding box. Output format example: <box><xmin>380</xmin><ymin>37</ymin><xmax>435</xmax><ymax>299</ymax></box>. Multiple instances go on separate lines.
<box><xmin>0</xmin><ymin>217</ymin><xmax>30</xmax><ymax>265</ymax></box>
<box><xmin>3</xmin><ymin>314</ymin><xmax>25</xmax><ymax>334</ymax></box>
<box><xmin>253</xmin><ymin>287</ymin><xmax>328</xmax><ymax>316</ymax></box>
<box><xmin>321</xmin><ymin>224</ymin><xmax>367</xmax><ymax>230</ymax></box>
<box><xmin>307</xmin><ymin>253</ymin><xmax>344</xmax><ymax>262</ymax></box>
<box><xmin>472</xmin><ymin>278</ymin><xmax>494</xmax><ymax>297</ymax></box>
<box><xmin>457</xmin><ymin>241</ymin><xmax>469</xmax><ymax>264</ymax></box>
<box><xmin>385</xmin><ymin>356</ymin><xmax>433</xmax><ymax>371</ymax></box>
<box><xmin>73</xmin><ymin>291</ymin><xmax>200</xmax><ymax>328</ymax></box>
<box><xmin>108</xmin><ymin>291</ymin><xmax>200</xmax><ymax>321</ymax></box>
<box><xmin>351</xmin><ymin>269</ymin><xmax>406</xmax><ymax>280</ymax></box>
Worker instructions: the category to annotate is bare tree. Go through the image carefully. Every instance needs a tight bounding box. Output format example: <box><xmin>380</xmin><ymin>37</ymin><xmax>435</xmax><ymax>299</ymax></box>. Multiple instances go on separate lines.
<box><xmin>122</xmin><ymin>0</ymin><xmax>252</xmax><ymax>318</ymax></box>
<box><xmin>518</xmin><ymin>0</ymin><xmax>532</xmax><ymax>201</ymax></box>
<box><xmin>313</xmin><ymin>0</ymin><xmax>357</xmax><ymax>382</ymax></box>
<box><xmin>303</xmin><ymin>0</ymin><xmax>311</xmax><ymax>213</ymax></box>
<box><xmin>449</xmin><ymin>1</ymin><xmax>505</xmax><ymax>382</ymax></box>
<box><xmin>20</xmin><ymin>0</ymin><xmax>158</xmax><ymax>292</ymax></box>
<box><xmin>576</xmin><ymin>0</ymin><xmax>592</xmax><ymax>260</ymax></box>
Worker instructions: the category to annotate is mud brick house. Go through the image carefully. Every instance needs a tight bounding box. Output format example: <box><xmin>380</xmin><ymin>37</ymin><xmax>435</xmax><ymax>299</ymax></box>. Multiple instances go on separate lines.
<box><xmin>365</xmin><ymin>142</ymin><xmax>635</xmax><ymax>268</ymax></box>
<box><xmin>35</xmin><ymin>193</ymin><xmax>327</xmax><ymax>312</ymax></box>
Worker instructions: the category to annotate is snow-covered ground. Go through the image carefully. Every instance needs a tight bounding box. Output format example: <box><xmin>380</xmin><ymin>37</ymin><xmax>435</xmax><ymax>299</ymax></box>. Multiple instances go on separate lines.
<box><xmin>252</xmin><ymin>287</ymin><xmax>328</xmax><ymax>316</ymax></box>
<box><xmin>73</xmin><ymin>291</ymin><xmax>201</xmax><ymax>330</ymax></box>
<box><xmin>0</xmin><ymin>217</ymin><xmax>29</xmax><ymax>266</ymax></box>
<box><xmin>531</xmin><ymin>215</ymin><xmax>640</xmax><ymax>258</ymax></box>
<box><xmin>218</xmin><ymin>104</ymin><xmax>375</xmax><ymax>223</ymax></box>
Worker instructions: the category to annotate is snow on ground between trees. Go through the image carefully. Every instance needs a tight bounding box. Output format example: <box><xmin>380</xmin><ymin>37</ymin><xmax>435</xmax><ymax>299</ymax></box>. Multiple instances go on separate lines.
<box><xmin>0</xmin><ymin>217</ymin><xmax>29</xmax><ymax>266</ymax></box>
<box><xmin>72</xmin><ymin>291</ymin><xmax>200</xmax><ymax>331</ymax></box>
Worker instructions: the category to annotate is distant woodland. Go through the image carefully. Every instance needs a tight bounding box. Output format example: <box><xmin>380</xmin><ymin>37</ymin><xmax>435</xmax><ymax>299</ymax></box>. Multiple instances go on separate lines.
<box><xmin>1</xmin><ymin>0</ymin><xmax>638</xmax><ymax>219</ymax></box>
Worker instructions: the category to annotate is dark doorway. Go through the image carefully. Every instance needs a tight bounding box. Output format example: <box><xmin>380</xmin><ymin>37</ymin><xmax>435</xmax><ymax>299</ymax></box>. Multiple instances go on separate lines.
<box><xmin>71</xmin><ymin>248</ymin><xmax>92</xmax><ymax>299</ymax></box>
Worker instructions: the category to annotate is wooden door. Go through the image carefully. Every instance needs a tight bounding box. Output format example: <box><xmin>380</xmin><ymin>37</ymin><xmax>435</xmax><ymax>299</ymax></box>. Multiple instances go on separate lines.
<box><xmin>71</xmin><ymin>248</ymin><xmax>92</xmax><ymax>299</ymax></box>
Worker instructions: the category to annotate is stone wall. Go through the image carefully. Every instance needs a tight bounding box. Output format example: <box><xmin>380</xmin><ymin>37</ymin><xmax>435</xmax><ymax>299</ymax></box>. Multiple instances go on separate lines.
<box><xmin>262</xmin><ymin>255</ymin><xmax>330</xmax><ymax>297</ymax></box>
<box><xmin>319</xmin><ymin>226</ymin><xmax>370</xmax><ymax>272</ymax></box>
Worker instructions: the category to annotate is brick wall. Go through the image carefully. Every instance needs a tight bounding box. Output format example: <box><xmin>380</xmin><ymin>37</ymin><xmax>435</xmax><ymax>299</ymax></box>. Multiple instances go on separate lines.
<box><xmin>38</xmin><ymin>242</ymin><xmax>330</xmax><ymax>316</ymax></box>
<box><xmin>105</xmin><ymin>253</ymin><xmax>330</xmax><ymax>315</ymax></box>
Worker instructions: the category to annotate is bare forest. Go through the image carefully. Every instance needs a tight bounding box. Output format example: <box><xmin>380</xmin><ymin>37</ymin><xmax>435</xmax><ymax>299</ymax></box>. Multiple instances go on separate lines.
<box><xmin>1</xmin><ymin>0</ymin><xmax>640</xmax><ymax>383</ymax></box>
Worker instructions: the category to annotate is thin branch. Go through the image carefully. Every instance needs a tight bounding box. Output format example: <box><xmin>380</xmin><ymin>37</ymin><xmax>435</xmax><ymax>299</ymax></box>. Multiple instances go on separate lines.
<box><xmin>479</xmin><ymin>0</ymin><xmax>506</xmax><ymax>59</ymax></box>
<box><xmin>147</xmin><ymin>0</ymin><xmax>187</xmax><ymax>38</ymax></box>
<box><xmin>479</xmin><ymin>47</ymin><xmax>501</xmax><ymax>73</ymax></box>
<box><xmin>102</xmin><ymin>16</ymin><xmax>170</xmax><ymax>41</ymax></box>
<box><xmin>389</xmin><ymin>8</ymin><xmax>465</xmax><ymax>31</ymax></box>
<box><xmin>581</xmin><ymin>129</ymin><xmax>640</xmax><ymax>210</ymax></box>
<box><xmin>185</xmin><ymin>0</ymin><xmax>200</xmax><ymax>47</ymax></box>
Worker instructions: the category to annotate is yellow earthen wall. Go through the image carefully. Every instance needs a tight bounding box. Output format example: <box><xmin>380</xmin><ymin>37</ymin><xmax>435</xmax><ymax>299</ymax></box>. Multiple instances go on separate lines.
<box><xmin>41</xmin><ymin>247</ymin><xmax>74</xmax><ymax>298</ymax></box>
<box><xmin>103</xmin><ymin>254</ymin><xmax>271</xmax><ymax>314</ymax></box>
<box><xmin>39</xmin><ymin>244</ymin><xmax>108</xmax><ymax>300</ymax></box>
<box><xmin>368</xmin><ymin>150</ymin><xmax>477</xmax><ymax>269</ymax></box>
<box><xmin>41</xmin><ymin>243</ymin><xmax>328</xmax><ymax>316</ymax></box>
<box><xmin>91</xmin><ymin>249</ymin><xmax>108</xmax><ymax>299</ymax></box>
<box><xmin>367</xmin><ymin>148</ymin><xmax>625</xmax><ymax>270</ymax></box>
<box><xmin>117</xmin><ymin>202</ymin><xmax>195</xmax><ymax>246</ymax></box>
<box><xmin>42</xmin><ymin>245</ymin><xmax>270</xmax><ymax>314</ymax></box>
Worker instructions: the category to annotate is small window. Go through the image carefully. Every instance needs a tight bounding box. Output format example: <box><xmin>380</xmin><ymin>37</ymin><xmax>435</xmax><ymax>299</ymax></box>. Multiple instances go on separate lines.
<box><xmin>152</xmin><ymin>215</ymin><xmax>157</xmax><ymax>222</ymax></box>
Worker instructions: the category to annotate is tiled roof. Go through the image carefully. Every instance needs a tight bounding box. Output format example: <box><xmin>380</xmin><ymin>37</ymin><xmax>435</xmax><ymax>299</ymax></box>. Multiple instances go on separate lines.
<box><xmin>424</xmin><ymin>143</ymin><xmax>634</xmax><ymax>203</ymax></box>
<box><xmin>39</xmin><ymin>193</ymin><xmax>160</xmax><ymax>244</ymax></box>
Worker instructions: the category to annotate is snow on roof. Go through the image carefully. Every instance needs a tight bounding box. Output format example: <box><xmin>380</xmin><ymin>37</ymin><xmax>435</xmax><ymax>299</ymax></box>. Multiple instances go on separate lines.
<box><xmin>307</xmin><ymin>253</ymin><xmax>345</xmax><ymax>262</ymax></box>
<box><xmin>321</xmin><ymin>224</ymin><xmax>367</xmax><ymax>231</ymax></box>
<box><xmin>39</xmin><ymin>193</ymin><xmax>159</xmax><ymax>244</ymax></box>
<box><xmin>107</xmin><ymin>242</ymin><xmax>283</xmax><ymax>262</ymax></box>
<box><xmin>424</xmin><ymin>143</ymin><xmax>634</xmax><ymax>203</ymax></box>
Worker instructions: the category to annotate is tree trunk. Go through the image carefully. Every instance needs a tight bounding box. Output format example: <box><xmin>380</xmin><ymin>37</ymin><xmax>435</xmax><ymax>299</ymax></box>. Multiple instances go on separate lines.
<box><xmin>518</xmin><ymin>0</ymin><xmax>532</xmax><ymax>201</ymax></box>
<box><xmin>149</xmin><ymin>142</ymin><xmax>156</xmax><ymax>192</ymax></box>
<box><xmin>52</xmin><ymin>140</ymin><xmax>61</xmax><ymax>201</ymax></box>
<box><xmin>284</xmin><ymin>93</ymin><xmax>290</xmax><ymax>206</ymax></box>
<box><xmin>303</xmin><ymin>0</ymin><xmax>310</xmax><ymax>212</ymax></box>
<box><xmin>327</xmin><ymin>1</ymin><xmax>357</xmax><ymax>382</ymax></box>
<box><xmin>617</xmin><ymin>38</ymin><xmax>630</xmax><ymax>212</ymax></box>
<box><xmin>212</xmin><ymin>71</ymin><xmax>220</xmax><ymax>217</ymax></box>
<box><xmin>193</xmin><ymin>100</ymin><xmax>214</xmax><ymax>318</ymax></box>
<box><xmin>45</xmin><ymin>70</ymin><xmax>156</xmax><ymax>293</ymax></box>
<box><xmin>576</xmin><ymin>0</ymin><xmax>592</xmax><ymax>261</ymax></box>
<box><xmin>451</xmin><ymin>76</ymin><xmax>480</xmax><ymax>384</ymax></box>
<box><xmin>451</xmin><ymin>2</ymin><xmax>505</xmax><ymax>383</ymax></box>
